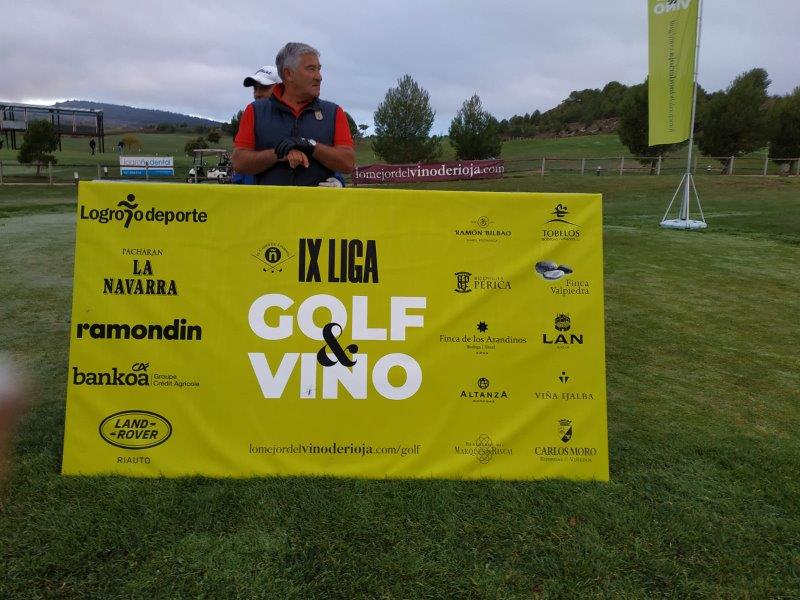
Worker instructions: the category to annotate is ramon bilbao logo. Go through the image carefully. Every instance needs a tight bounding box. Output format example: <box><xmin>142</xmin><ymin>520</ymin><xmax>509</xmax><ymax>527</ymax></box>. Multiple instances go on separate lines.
<box><xmin>79</xmin><ymin>193</ymin><xmax>208</xmax><ymax>229</ymax></box>
<box><xmin>99</xmin><ymin>410</ymin><xmax>172</xmax><ymax>449</ymax></box>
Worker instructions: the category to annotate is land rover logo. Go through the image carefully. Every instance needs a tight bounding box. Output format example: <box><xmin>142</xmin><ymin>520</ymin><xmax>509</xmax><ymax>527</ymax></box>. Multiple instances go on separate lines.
<box><xmin>99</xmin><ymin>410</ymin><xmax>172</xmax><ymax>449</ymax></box>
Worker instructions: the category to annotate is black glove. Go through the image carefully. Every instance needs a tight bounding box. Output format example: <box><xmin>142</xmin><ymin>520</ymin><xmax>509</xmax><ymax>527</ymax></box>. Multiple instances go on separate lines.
<box><xmin>275</xmin><ymin>137</ymin><xmax>315</xmax><ymax>160</ymax></box>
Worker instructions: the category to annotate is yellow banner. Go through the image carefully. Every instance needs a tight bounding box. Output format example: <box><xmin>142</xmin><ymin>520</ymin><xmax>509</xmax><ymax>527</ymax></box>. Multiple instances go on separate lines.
<box><xmin>648</xmin><ymin>0</ymin><xmax>699</xmax><ymax>145</ymax></box>
<box><xmin>62</xmin><ymin>182</ymin><xmax>608</xmax><ymax>481</ymax></box>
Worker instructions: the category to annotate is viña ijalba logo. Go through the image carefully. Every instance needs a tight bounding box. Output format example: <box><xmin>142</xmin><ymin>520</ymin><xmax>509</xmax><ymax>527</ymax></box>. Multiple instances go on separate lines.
<box><xmin>79</xmin><ymin>193</ymin><xmax>208</xmax><ymax>229</ymax></box>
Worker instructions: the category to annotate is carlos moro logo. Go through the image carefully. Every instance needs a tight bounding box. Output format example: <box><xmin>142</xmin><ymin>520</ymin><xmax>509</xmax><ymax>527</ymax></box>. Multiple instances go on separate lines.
<box><xmin>454</xmin><ymin>271</ymin><xmax>511</xmax><ymax>293</ymax></box>
<box><xmin>99</xmin><ymin>410</ymin><xmax>172</xmax><ymax>449</ymax></box>
<box><xmin>542</xmin><ymin>203</ymin><xmax>581</xmax><ymax>241</ymax></box>
<box><xmin>534</xmin><ymin>419</ymin><xmax>598</xmax><ymax>461</ymax></box>
<box><xmin>559</xmin><ymin>418</ymin><xmax>573</xmax><ymax>443</ymax></box>
<box><xmin>542</xmin><ymin>313</ymin><xmax>584</xmax><ymax>346</ymax></box>
<box><xmin>253</xmin><ymin>242</ymin><xmax>295</xmax><ymax>274</ymax></box>
<box><xmin>454</xmin><ymin>434</ymin><xmax>512</xmax><ymax>464</ymax></box>
<box><xmin>72</xmin><ymin>362</ymin><xmax>150</xmax><ymax>386</ymax></box>
<box><xmin>79</xmin><ymin>193</ymin><xmax>208</xmax><ymax>228</ymax></box>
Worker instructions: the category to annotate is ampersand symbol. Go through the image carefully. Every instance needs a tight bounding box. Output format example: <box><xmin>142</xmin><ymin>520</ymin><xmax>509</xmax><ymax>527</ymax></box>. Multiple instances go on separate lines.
<box><xmin>317</xmin><ymin>323</ymin><xmax>358</xmax><ymax>367</ymax></box>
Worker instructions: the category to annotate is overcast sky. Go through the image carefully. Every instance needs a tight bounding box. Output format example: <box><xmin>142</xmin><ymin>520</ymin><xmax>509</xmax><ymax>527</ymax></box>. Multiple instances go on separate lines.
<box><xmin>2</xmin><ymin>0</ymin><xmax>797</xmax><ymax>133</ymax></box>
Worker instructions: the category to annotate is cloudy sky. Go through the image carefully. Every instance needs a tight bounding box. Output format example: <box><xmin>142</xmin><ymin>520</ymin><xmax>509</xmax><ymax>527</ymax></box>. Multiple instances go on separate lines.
<box><xmin>2</xmin><ymin>0</ymin><xmax>797</xmax><ymax>132</ymax></box>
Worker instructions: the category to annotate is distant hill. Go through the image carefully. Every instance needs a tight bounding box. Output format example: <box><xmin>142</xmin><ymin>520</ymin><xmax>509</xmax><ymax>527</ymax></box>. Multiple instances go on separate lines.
<box><xmin>53</xmin><ymin>100</ymin><xmax>223</xmax><ymax>129</ymax></box>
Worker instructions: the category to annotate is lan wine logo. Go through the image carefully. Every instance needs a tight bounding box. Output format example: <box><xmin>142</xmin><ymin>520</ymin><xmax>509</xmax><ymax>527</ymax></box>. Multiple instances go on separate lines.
<box><xmin>543</xmin><ymin>313</ymin><xmax>584</xmax><ymax>346</ymax></box>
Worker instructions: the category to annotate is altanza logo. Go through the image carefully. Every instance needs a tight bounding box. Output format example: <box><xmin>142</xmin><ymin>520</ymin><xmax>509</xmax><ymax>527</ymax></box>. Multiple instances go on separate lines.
<box><xmin>653</xmin><ymin>0</ymin><xmax>691</xmax><ymax>15</ymax></box>
<box><xmin>79</xmin><ymin>193</ymin><xmax>208</xmax><ymax>229</ymax></box>
<box><xmin>99</xmin><ymin>410</ymin><xmax>172</xmax><ymax>449</ymax></box>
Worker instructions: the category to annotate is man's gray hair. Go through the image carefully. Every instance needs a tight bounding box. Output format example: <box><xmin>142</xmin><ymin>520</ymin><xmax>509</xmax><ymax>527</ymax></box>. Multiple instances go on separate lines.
<box><xmin>275</xmin><ymin>43</ymin><xmax>320</xmax><ymax>80</ymax></box>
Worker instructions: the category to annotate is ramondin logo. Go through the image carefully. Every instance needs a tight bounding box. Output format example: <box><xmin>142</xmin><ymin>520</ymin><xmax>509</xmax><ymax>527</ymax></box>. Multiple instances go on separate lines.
<box><xmin>75</xmin><ymin>318</ymin><xmax>202</xmax><ymax>341</ymax></box>
<box><xmin>653</xmin><ymin>0</ymin><xmax>691</xmax><ymax>15</ymax></box>
<box><xmin>79</xmin><ymin>193</ymin><xmax>208</xmax><ymax>229</ymax></box>
<box><xmin>99</xmin><ymin>410</ymin><xmax>172</xmax><ymax>449</ymax></box>
<box><xmin>72</xmin><ymin>362</ymin><xmax>150</xmax><ymax>386</ymax></box>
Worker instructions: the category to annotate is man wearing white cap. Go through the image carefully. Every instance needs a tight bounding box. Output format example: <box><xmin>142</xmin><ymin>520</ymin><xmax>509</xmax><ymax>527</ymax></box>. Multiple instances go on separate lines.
<box><xmin>232</xmin><ymin>42</ymin><xmax>354</xmax><ymax>186</ymax></box>
<box><xmin>243</xmin><ymin>65</ymin><xmax>280</xmax><ymax>101</ymax></box>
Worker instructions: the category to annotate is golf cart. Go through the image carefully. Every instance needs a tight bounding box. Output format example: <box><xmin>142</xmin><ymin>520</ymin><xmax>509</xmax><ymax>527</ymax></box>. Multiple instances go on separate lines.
<box><xmin>187</xmin><ymin>149</ymin><xmax>231</xmax><ymax>183</ymax></box>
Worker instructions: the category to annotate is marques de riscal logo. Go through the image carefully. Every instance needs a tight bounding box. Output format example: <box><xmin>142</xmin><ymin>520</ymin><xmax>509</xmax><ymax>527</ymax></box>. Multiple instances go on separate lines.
<box><xmin>653</xmin><ymin>0</ymin><xmax>691</xmax><ymax>15</ymax></box>
<box><xmin>79</xmin><ymin>193</ymin><xmax>208</xmax><ymax>229</ymax></box>
<box><xmin>247</xmin><ymin>293</ymin><xmax>426</xmax><ymax>400</ymax></box>
<box><xmin>454</xmin><ymin>434</ymin><xmax>512</xmax><ymax>464</ymax></box>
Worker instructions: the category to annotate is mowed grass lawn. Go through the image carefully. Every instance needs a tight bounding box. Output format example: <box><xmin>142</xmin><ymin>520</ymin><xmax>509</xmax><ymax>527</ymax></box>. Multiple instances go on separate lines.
<box><xmin>1</xmin><ymin>175</ymin><xmax>799</xmax><ymax>597</ymax></box>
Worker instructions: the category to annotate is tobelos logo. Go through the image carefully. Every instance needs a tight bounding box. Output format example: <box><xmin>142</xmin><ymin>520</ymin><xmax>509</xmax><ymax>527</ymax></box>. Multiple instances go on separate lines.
<box><xmin>99</xmin><ymin>410</ymin><xmax>172</xmax><ymax>449</ymax></box>
<box><xmin>79</xmin><ymin>193</ymin><xmax>208</xmax><ymax>229</ymax></box>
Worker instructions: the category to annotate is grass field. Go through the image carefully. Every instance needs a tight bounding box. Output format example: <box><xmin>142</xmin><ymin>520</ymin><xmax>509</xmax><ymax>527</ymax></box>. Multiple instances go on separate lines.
<box><xmin>1</xmin><ymin>131</ymin><xmax>780</xmax><ymax>180</ymax></box>
<box><xmin>1</xmin><ymin>173</ymin><xmax>799</xmax><ymax>597</ymax></box>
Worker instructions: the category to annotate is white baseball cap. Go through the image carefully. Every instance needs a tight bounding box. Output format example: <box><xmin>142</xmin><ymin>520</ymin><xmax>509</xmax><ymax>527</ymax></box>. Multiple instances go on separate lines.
<box><xmin>243</xmin><ymin>65</ymin><xmax>280</xmax><ymax>87</ymax></box>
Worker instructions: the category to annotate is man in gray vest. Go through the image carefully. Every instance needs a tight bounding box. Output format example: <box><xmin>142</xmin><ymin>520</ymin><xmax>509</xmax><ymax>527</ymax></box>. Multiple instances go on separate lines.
<box><xmin>232</xmin><ymin>42</ymin><xmax>355</xmax><ymax>186</ymax></box>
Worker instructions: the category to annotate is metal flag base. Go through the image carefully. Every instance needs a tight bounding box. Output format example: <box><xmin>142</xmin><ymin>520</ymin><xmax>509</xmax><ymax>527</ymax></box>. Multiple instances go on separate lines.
<box><xmin>659</xmin><ymin>172</ymin><xmax>707</xmax><ymax>231</ymax></box>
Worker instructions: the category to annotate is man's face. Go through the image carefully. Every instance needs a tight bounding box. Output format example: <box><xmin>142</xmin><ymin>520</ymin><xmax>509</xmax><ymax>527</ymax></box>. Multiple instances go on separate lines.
<box><xmin>284</xmin><ymin>53</ymin><xmax>322</xmax><ymax>100</ymax></box>
<box><xmin>253</xmin><ymin>83</ymin><xmax>274</xmax><ymax>100</ymax></box>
